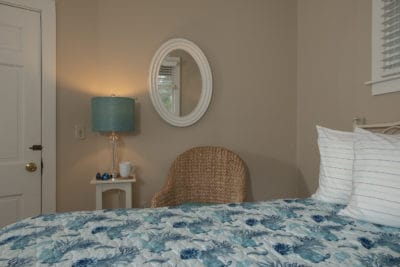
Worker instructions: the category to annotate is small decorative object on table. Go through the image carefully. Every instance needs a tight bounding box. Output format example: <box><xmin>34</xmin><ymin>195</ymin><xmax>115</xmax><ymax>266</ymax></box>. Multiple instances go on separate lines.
<box><xmin>95</xmin><ymin>172</ymin><xmax>111</xmax><ymax>180</ymax></box>
<box><xmin>101</xmin><ymin>173</ymin><xmax>111</xmax><ymax>180</ymax></box>
<box><xmin>119</xmin><ymin>162</ymin><xmax>134</xmax><ymax>178</ymax></box>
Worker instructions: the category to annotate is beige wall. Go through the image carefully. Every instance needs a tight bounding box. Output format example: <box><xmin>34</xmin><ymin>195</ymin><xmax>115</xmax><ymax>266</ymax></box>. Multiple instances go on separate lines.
<box><xmin>56</xmin><ymin>0</ymin><xmax>299</xmax><ymax>211</ymax></box>
<box><xmin>57</xmin><ymin>0</ymin><xmax>399</xmax><ymax>211</ymax></box>
<box><xmin>297</xmin><ymin>0</ymin><xmax>400</xmax><ymax>196</ymax></box>
<box><xmin>56</xmin><ymin>0</ymin><xmax>100</xmax><ymax>211</ymax></box>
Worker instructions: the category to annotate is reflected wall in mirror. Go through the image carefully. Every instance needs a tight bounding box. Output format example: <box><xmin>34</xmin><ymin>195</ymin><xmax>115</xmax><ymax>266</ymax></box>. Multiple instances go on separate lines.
<box><xmin>157</xmin><ymin>49</ymin><xmax>202</xmax><ymax>117</ymax></box>
<box><xmin>149</xmin><ymin>38</ymin><xmax>212</xmax><ymax>127</ymax></box>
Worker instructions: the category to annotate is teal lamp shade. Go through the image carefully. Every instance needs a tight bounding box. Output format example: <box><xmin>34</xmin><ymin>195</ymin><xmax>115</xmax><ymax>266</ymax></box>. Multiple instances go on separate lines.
<box><xmin>91</xmin><ymin>97</ymin><xmax>135</xmax><ymax>132</ymax></box>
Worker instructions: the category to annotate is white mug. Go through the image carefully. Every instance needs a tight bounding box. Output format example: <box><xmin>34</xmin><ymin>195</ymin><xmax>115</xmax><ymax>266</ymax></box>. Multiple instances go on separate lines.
<box><xmin>119</xmin><ymin>162</ymin><xmax>133</xmax><ymax>178</ymax></box>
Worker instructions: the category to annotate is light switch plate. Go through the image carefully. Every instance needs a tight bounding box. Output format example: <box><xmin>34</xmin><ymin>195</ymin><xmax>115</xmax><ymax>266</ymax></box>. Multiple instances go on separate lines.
<box><xmin>74</xmin><ymin>124</ymin><xmax>85</xmax><ymax>140</ymax></box>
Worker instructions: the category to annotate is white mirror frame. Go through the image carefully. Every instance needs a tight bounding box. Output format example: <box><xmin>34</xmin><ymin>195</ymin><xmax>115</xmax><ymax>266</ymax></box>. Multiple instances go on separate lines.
<box><xmin>149</xmin><ymin>38</ymin><xmax>213</xmax><ymax>127</ymax></box>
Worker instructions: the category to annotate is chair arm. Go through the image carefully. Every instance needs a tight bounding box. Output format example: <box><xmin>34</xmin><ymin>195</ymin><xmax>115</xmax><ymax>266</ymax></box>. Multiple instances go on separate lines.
<box><xmin>151</xmin><ymin>186</ymin><xmax>176</xmax><ymax>208</ymax></box>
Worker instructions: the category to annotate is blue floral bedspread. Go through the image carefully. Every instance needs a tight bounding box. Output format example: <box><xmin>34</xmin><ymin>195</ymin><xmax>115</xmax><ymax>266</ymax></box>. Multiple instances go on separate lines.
<box><xmin>0</xmin><ymin>198</ymin><xmax>399</xmax><ymax>267</ymax></box>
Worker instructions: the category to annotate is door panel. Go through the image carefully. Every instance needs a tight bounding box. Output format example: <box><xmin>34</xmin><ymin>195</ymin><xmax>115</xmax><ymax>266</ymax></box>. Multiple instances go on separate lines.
<box><xmin>0</xmin><ymin>65</ymin><xmax>21</xmax><ymax>160</ymax></box>
<box><xmin>0</xmin><ymin>4</ymin><xmax>42</xmax><ymax>228</ymax></box>
<box><xmin>0</xmin><ymin>194</ymin><xmax>22</xmax><ymax>227</ymax></box>
<box><xmin>0</xmin><ymin>23</ymin><xmax>22</xmax><ymax>51</ymax></box>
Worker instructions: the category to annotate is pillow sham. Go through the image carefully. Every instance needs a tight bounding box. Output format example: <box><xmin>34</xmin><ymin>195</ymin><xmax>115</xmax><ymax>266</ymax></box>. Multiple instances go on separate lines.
<box><xmin>312</xmin><ymin>126</ymin><xmax>354</xmax><ymax>204</ymax></box>
<box><xmin>339</xmin><ymin>128</ymin><xmax>400</xmax><ymax>228</ymax></box>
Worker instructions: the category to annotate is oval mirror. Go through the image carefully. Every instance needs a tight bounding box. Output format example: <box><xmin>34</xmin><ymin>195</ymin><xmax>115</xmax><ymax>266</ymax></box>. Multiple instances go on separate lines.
<box><xmin>149</xmin><ymin>38</ymin><xmax>212</xmax><ymax>127</ymax></box>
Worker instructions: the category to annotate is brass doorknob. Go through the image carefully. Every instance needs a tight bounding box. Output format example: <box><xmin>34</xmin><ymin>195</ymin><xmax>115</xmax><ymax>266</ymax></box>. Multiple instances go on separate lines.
<box><xmin>25</xmin><ymin>162</ymin><xmax>37</xmax><ymax>172</ymax></box>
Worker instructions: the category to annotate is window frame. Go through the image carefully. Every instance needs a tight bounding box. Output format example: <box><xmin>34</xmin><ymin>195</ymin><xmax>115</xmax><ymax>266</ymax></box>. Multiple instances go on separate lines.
<box><xmin>366</xmin><ymin>0</ymin><xmax>400</xmax><ymax>95</ymax></box>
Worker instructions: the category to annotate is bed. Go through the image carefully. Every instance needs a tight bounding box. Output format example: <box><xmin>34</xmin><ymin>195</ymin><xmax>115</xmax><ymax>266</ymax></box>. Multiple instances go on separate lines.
<box><xmin>2</xmin><ymin>119</ymin><xmax>400</xmax><ymax>267</ymax></box>
<box><xmin>0</xmin><ymin>198</ymin><xmax>399</xmax><ymax>266</ymax></box>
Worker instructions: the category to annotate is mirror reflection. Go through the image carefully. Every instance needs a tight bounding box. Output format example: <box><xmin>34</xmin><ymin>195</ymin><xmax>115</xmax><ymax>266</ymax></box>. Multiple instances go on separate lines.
<box><xmin>157</xmin><ymin>49</ymin><xmax>202</xmax><ymax>117</ymax></box>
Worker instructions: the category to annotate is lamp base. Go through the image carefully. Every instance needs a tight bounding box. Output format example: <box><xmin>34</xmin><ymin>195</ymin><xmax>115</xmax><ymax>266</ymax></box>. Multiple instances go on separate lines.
<box><xmin>110</xmin><ymin>132</ymin><xmax>119</xmax><ymax>179</ymax></box>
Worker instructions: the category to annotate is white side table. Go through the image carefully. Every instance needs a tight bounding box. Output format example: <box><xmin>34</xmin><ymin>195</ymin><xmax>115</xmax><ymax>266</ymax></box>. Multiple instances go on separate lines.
<box><xmin>90</xmin><ymin>177</ymin><xmax>136</xmax><ymax>210</ymax></box>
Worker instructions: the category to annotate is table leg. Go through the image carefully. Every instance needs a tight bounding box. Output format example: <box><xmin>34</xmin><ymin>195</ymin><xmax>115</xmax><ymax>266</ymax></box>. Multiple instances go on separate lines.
<box><xmin>125</xmin><ymin>184</ymin><xmax>132</xmax><ymax>209</ymax></box>
<box><xmin>96</xmin><ymin>185</ymin><xmax>102</xmax><ymax>210</ymax></box>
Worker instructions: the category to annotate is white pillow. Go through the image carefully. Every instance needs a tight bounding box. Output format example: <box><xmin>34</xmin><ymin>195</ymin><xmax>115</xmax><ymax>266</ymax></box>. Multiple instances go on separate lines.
<box><xmin>312</xmin><ymin>126</ymin><xmax>354</xmax><ymax>204</ymax></box>
<box><xmin>339</xmin><ymin>128</ymin><xmax>400</xmax><ymax>227</ymax></box>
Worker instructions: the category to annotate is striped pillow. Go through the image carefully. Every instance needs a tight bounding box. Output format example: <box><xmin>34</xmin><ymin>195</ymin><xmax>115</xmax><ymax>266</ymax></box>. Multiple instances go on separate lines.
<box><xmin>339</xmin><ymin>128</ymin><xmax>400</xmax><ymax>227</ymax></box>
<box><xmin>312</xmin><ymin>126</ymin><xmax>354</xmax><ymax>204</ymax></box>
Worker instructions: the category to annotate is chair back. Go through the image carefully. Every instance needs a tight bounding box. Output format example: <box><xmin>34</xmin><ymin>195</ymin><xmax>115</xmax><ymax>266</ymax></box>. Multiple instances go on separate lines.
<box><xmin>164</xmin><ymin>146</ymin><xmax>246</xmax><ymax>205</ymax></box>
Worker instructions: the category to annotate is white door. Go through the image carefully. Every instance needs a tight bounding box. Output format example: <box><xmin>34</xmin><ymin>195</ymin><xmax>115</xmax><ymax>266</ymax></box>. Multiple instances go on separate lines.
<box><xmin>0</xmin><ymin>4</ymin><xmax>42</xmax><ymax>228</ymax></box>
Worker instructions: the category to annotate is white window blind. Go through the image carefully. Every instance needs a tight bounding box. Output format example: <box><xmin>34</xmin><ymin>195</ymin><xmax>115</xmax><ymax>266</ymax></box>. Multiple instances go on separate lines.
<box><xmin>382</xmin><ymin>0</ymin><xmax>400</xmax><ymax>77</ymax></box>
<box><xmin>158</xmin><ymin>65</ymin><xmax>176</xmax><ymax>89</ymax></box>
<box><xmin>159</xmin><ymin>65</ymin><xmax>176</xmax><ymax>76</ymax></box>
<box><xmin>367</xmin><ymin>0</ymin><xmax>400</xmax><ymax>95</ymax></box>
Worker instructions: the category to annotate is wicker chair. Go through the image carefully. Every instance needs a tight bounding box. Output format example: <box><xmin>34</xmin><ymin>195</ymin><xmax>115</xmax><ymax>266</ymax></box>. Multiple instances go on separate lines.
<box><xmin>151</xmin><ymin>146</ymin><xmax>246</xmax><ymax>208</ymax></box>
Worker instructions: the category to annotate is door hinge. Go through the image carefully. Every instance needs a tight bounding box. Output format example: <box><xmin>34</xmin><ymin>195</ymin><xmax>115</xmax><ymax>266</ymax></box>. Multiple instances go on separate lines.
<box><xmin>41</xmin><ymin>159</ymin><xmax>43</xmax><ymax>174</ymax></box>
<box><xmin>29</xmin><ymin>145</ymin><xmax>43</xmax><ymax>151</ymax></box>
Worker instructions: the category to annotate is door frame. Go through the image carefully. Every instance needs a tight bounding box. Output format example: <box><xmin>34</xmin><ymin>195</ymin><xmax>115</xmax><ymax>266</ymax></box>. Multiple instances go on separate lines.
<box><xmin>0</xmin><ymin>0</ymin><xmax>56</xmax><ymax>213</ymax></box>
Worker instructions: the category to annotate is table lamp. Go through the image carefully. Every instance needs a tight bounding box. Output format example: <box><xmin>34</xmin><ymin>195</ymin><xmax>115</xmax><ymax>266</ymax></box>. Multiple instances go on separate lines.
<box><xmin>92</xmin><ymin>96</ymin><xmax>135</xmax><ymax>178</ymax></box>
